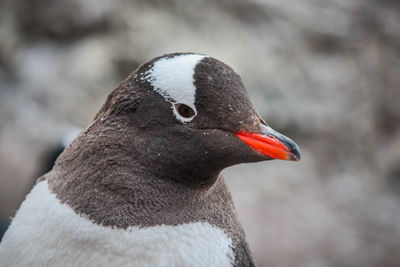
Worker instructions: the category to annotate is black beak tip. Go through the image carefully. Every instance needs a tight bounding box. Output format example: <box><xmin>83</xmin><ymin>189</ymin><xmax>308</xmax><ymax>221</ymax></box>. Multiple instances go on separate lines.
<box><xmin>259</xmin><ymin>124</ymin><xmax>301</xmax><ymax>162</ymax></box>
<box><xmin>288</xmin><ymin>142</ymin><xmax>301</xmax><ymax>161</ymax></box>
<box><xmin>289</xmin><ymin>151</ymin><xmax>301</xmax><ymax>161</ymax></box>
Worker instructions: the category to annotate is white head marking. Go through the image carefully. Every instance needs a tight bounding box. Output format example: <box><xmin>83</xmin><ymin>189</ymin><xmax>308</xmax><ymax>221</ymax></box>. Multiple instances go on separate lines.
<box><xmin>145</xmin><ymin>54</ymin><xmax>206</xmax><ymax>123</ymax></box>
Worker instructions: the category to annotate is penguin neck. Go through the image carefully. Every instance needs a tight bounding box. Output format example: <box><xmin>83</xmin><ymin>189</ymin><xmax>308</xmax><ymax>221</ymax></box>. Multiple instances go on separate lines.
<box><xmin>48</xmin><ymin>145</ymin><xmax>229</xmax><ymax>228</ymax></box>
<box><xmin>47</xmin><ymin>127</ymin><xmax>226</xmax><ymax>225</ymax></box>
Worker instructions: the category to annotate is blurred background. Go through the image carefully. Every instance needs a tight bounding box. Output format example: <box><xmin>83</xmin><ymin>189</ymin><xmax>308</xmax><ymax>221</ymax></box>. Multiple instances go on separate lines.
<box><xmin>1</xmin><ymin>0</ymin><xmax>400</xmax><ymax>266</ymax></box>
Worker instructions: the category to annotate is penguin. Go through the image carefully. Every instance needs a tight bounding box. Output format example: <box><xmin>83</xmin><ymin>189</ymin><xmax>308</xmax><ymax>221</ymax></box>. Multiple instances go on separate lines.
<box><xmin>0</xmin><ymin>53</ymin><xmax>300</xmax><ymax>266</ymax></box>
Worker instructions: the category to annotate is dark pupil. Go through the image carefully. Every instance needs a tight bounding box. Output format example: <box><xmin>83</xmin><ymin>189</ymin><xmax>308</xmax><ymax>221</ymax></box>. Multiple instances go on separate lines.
<box><xmin>176</xmin><ymin>104</ymin><xmax>195</xmax><ymax>118</ymax></box>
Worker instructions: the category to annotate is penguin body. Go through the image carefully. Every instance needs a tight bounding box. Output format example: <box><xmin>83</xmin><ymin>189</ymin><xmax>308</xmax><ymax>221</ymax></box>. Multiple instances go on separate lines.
<box><xmin>0</xmin><ymin>53</ymin><xmax>300</xmax><ymax>266</ymax></box>
<box><xmin>0</xmin><ymin>180</ymin><xmax>233</xmax><ymax>266</ymax></box>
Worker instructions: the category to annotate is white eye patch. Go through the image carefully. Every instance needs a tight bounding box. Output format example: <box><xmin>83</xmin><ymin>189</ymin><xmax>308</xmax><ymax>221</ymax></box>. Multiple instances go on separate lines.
<box><xmin>144</xmin><ymin>54</ymin><xmax>206</xmax><ymax>123</ymax></box>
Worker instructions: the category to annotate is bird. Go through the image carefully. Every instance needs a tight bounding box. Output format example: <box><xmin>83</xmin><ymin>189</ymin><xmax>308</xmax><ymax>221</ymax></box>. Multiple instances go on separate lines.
<box><xmin>0</xmin><ymin>53</ymin><xmax>300</xmax><ymax>266</ymax></box>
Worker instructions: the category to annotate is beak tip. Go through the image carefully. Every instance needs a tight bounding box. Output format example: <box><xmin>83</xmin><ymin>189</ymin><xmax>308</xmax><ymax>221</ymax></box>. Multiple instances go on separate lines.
<box><xmin>288</xmin><ymin>144</ymin><xmax>301</xmax><ymax>161</ymax></box>
<box><xmin>289</xmin><ymin>152</ymin><xmax>301</xmax><ymax>161</ymax></box>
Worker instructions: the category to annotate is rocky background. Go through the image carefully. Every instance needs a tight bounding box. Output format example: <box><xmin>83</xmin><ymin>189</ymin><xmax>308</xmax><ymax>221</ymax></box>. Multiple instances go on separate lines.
<box><xmin>1</xmin><ymin>0</ymin><xmax>400</xmax><ymax>266</ymax></box>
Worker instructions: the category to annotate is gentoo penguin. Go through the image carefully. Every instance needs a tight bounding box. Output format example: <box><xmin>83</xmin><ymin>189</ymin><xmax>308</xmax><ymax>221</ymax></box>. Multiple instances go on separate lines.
<box><xmin>0</xmin><ymin>53</ymin><xmax>300</xmax><ymax>266</ymax></box>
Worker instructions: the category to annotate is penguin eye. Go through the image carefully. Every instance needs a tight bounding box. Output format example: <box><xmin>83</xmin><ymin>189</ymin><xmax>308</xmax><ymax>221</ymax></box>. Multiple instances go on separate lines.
<box><xmin>174</xmin><ymin>103</ymin><xmax>196</xmax><ymax>118</ymax></box>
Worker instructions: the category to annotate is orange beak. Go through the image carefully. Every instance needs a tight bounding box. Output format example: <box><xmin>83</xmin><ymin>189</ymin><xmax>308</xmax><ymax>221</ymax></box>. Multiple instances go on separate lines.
<box><xmin>235</xmin><ymin>125</ymin><xmax>301</xmax><ymax>161</ymax></box>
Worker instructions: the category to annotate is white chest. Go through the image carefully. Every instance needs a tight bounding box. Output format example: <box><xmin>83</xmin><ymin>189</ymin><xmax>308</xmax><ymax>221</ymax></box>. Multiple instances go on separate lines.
<box><xmin>0</xmin><ymin>181</ymin><xmax>234</xmax><ymax>267</ymax></box>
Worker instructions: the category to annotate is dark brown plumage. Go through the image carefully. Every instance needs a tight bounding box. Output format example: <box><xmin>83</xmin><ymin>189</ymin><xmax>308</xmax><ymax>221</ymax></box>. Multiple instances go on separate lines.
<box><xmin>41</xmin><ymin>53</ymin><xmax>300</xmax><ymax>266</ymax></box>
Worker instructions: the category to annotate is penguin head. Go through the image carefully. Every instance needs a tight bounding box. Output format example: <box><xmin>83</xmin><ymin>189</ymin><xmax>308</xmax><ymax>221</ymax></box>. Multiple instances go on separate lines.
<box><xmin>93</xmin><ymin>53</ymin><xmax>300</xmax><ymax>187</ymax></box>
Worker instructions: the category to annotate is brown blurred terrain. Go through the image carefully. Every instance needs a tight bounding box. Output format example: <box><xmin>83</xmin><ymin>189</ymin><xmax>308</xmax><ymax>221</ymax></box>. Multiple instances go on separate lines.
<box><xmin>1</xmin><ymin>0</ymin><xmax>400</xmax><ymax>266</ymax></box>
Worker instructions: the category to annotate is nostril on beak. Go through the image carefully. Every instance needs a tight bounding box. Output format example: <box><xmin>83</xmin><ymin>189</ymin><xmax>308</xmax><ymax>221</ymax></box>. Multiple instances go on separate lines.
<box><xmin>257</xmin><ymin>114</ymin><xmax>268</xmax><ymax>127</ymax></box>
